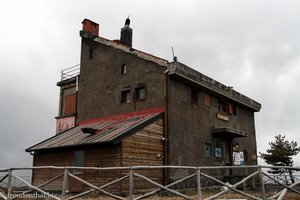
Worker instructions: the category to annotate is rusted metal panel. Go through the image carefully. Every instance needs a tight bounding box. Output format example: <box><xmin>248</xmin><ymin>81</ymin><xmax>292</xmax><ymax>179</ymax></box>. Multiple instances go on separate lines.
<box><xmin>56</xmin><ymin>116</ymin><xmax>76</xmax><ymax>133</ymax></box>
<box><xmin>26</xmin><ymin>107</ymin><xmax>164</xmax><ymax>152</ymax></box>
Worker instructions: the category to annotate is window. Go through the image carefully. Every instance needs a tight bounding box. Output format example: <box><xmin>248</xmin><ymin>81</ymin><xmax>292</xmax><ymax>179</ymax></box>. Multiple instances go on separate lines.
<box><xmin>135</xmin><ymin>86</ymin><xmax>146</xmax><ymax>100</ymax></box>
<box><xmin>218</xmin><ymin>100</ymin><xmax>236</xmax><ymax>115</ymax></box>
<box><xmin>191</xmin><ymin>89</ymin><xmax>198</xmax><ymax>104</ymax></box>
<box><xmin>121</xmin><ymin>64</ymin><xmax>127</xmax><ymax>75</ymax></box>
<box><xmin>228</xmin><ymin>103</ymin><xmax>236</xmax><ymax>115</ymax></box>
<box><xmin>205</xmin><ymin>143</ymin><xmax>212</xmax><ymax>157</ymax></box>
<box><xmin>89</xmin><ymin>48</ymin><xmax>93</xmax><ymax>59</ymax></box>
<box><xmin>74</xmin><ymin>150</ymin><xmax>84</xmax><ymax>167</ymax></box>
<box><xmin>218</xmin><ymin>101</ymin><xmax>227</xmax><ymax>112</ymax></box>
<box><xmin>64</xmin><ymin>93</ymin><xmax>76</xmax><ymax>115</ymax></box>
<box><xmin>203</xmin><ymin>92</ymin><xmax>211</xmax><ymax>107</ymax></box>
<box><xmin>121</xmin><ymin>89</ymin><xmax>131</xmax><ymax>103</ymax></box>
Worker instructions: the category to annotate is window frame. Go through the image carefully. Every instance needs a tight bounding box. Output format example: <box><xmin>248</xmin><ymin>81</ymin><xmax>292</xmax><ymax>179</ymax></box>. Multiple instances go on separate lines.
<box><xmin>191</xmin><ymin>89</ymin><xmax>198</xmax><ymax>104</ymax></box>
<box><xmin>121</xmin><ymin>89</ymin><xmax>131</xmax><ymax>103</ymax></box>
<box><xmin>121</xmin><ymin>64</ymin><xmax>127</xmax><ymax>75</ymax></box>
<box><xmin>64</xmin><ymin>93</ymin><xmax>77</xmax><ymax>115</ymax></box>
<box><xmin>135</xmin><ymin>86</ymin><xmax>146</xmax><ymax>101</ymax></box>
<box><xmin>203</xmin><ymin>92</ymin><xmax>211</xmax><ymax>107</ymax></box>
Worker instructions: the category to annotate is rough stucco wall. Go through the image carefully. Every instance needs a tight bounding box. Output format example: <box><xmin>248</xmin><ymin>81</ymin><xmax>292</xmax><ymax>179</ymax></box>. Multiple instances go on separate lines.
<box><xmin>167</xmin><ymin>77</ymin><xmax>258</xmax><ymax>178</ymax></box>
<box><xmin>77</xmin><ymin>38</ymin><xmax>166</xmax><ymax>122</ymax></box>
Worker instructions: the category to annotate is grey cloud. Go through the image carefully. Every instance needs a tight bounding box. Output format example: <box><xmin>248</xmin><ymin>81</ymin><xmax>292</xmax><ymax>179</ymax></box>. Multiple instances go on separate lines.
<box><xmin>1</xmin><ymin>0</ymin><xmax>300</xmax><ymax>167</ymax></box>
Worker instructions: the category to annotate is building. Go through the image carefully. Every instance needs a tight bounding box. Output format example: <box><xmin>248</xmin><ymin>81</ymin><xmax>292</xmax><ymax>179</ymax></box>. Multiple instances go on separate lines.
<box><xmin>26</xmin><ymin>18</ymin><xmax>261</xmax><ymax>192</ymax></box>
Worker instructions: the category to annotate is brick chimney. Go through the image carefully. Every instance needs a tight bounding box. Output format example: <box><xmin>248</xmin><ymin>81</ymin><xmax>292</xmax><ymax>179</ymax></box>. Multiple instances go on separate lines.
<box><xmin>120</xmin><ymin>18</ymin><xmax>132</xmax><ymax>47</ymax></box>
<box><xmin>82</xmin><ymin>19</ymin><xmax>99</xmax><ymax>37</ymax></box>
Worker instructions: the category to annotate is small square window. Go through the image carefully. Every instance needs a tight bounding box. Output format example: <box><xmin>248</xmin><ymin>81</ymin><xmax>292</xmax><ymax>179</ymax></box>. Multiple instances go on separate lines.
<box><xmin>191</xmin><ymin>89</ymin><xmax>198</xmax><ymax>104</ymax></box>
<box><xmin>135</xmin><ymin>87</ymin><xmax>146</xmax><ymax>100</ymax></box>
<box><xmin>121</xmin><ymin>90</ymin><xmax>131</xmax><ymax>103</ymax></box>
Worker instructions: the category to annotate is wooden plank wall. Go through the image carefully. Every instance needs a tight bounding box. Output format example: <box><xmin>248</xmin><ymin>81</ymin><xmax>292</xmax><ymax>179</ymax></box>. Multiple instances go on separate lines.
<box><xmin>32</xmin><ymin>118</ymin><xmax>165</xmax><ymax>194</ymax></box>
<box><xmin>84</xmin><ymin>145</ymin><xmax>122</xmax><ymax>193</ymax></box>
<box><xmin>33</xmin><ymin>151</ymin><xmax>71</xmax><ymax>191</ymax></box>
<box><xmin>33</xmin><ymin>146</ymin><xmax>122</xmax><ymax>193</ymax></box>
<box><xmin>121</xmin><ymin>117</ymin><xmax>165</xmax><ymax>193</ymax></box>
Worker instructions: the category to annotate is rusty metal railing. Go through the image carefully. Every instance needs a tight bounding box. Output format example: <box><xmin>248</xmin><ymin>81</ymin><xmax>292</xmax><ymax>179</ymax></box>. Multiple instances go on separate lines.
<box><xmin>0</xmin><ymin>165</ymin><xmax>299</xmax><ymax>200</ymax></box>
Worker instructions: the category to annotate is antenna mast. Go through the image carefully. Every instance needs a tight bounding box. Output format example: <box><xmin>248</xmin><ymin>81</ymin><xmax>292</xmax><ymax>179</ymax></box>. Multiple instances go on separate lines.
<box><xmin>171</xmin><ymin>47</ymin><xmax>177</xmax><ymax>61</ymax></box>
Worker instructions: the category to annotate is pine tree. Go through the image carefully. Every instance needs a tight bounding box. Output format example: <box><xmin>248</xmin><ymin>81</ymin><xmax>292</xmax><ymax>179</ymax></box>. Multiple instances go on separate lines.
<box><xmin>259</xmin><ymin>134</ymin><xmax>300</xmax><ymax>183</ymax></box>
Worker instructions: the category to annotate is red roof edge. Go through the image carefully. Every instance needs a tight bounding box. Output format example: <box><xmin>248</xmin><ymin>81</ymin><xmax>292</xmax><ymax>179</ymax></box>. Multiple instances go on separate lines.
<box><xmin>78</xmin><ymin>107</ymin><xmax>164</xmax><ymax>126</ymax></box>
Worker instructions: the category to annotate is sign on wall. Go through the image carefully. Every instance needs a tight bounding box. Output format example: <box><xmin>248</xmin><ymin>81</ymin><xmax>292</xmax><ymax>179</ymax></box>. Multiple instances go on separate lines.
<box><xmin>215</xmin><ymin>148</ymin><xmax>222</xmax><ymax>157</ymax></box>
<box><xmin>233</xmin><ymin>151</ymin><xmax>244</xmax><ymax>166</ymax></box>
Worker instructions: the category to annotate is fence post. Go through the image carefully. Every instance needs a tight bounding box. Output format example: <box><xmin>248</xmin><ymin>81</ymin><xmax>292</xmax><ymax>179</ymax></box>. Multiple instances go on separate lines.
<box><xmin>61</xmin><ymin>168</ymin><xmax>69</xmax><ymax>200</ymax></box>
<box><xmin>259</xmin><ymin>166</ymin><xmax>266</xmax><ymax>200</ymax></box>
<box><xmin>128</xmin><ymin>168</ymin><xmax>134</xmax><ymax>200</ymax></box>
<box><xmin>197</xmin><ymin>168</ymin><xmax>202</xmax><ymax>200</ymax></box>
<box><xmin>6</xmin><ymin>169</ymin><xmax>12</xmax><ymax>200</ymax></box>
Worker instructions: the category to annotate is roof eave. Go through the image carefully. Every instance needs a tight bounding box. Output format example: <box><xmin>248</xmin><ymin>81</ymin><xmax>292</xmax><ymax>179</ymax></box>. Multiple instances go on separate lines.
<box><xmin>168</xmin><ymin>63</ymin><xmax>261</xmax><ymax>112</ymax></box>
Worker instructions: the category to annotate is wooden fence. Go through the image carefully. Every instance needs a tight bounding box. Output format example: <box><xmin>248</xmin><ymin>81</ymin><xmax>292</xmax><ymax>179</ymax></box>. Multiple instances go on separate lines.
<box><xmin>0</xmin><ymin>165</ymin><xmax>299</xmax><ymax>200</ymax></box>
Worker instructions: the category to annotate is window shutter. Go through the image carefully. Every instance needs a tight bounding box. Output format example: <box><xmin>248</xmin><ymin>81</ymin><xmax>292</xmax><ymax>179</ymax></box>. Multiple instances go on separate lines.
<box><xmin>203</xmin><ymin>93</ymin><xmax>211</xmax><ymax>107</ymax></box>
<box><xmin>65</xmin><ymin>94</ymin><xmax>76</xmax><ymax>115</ymax></box>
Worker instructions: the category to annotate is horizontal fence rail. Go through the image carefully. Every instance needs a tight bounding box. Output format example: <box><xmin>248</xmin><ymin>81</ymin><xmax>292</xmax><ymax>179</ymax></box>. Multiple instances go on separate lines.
<box><xmin>0</xmin><ymin>165</ymin><xmax>299</xmax><ymax>200</ymax></box>
<box><xmin>61</xmin><ymin>64</ymin><xmax>80</xmax><ymax>81</ymax></box>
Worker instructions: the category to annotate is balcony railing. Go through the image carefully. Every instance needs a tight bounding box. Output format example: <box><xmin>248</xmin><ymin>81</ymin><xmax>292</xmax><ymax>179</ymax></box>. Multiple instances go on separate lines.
<box><xmin>60</xmin><ymin>64</ymin><xmax>80</xmax><ymax>81</ymax></box>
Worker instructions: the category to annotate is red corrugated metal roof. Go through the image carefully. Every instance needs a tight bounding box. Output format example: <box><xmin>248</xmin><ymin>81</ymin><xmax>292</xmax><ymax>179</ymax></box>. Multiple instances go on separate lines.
<box><xmin>26</xmin><ymin>107</ymin><xmax>164</xmax><ymax>152</ymax></box>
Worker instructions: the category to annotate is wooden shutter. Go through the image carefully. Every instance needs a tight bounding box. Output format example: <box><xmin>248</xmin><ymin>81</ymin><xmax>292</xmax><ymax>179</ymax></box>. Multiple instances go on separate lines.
<box><xmin>65</xmin><ymin>94</ymin><xmax>76</xmax><ymax>115</ymax></box>
<box><xmin>203</xmin><ymin>93</ymin><xmax>211</xmax><ymax>107</ymax></box>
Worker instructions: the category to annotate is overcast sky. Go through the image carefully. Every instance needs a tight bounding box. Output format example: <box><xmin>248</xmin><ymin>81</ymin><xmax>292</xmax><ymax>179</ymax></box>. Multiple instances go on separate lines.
<box><xmin>0</xmin><ymin>0</ymin><xmax>300</xmax><ymax>168</ymax></box>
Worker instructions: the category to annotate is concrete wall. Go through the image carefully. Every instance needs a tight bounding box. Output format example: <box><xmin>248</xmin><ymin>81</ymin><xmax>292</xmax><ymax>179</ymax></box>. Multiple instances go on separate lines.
<box><xmin>167</xmin><ymin>77</ymin><xmax>258</xmax><ymax>179</ymax></box>
<box><xmin>77</xmin><ymin>38</ymin><xmax>167</xmax><ymax>122</ymax></box>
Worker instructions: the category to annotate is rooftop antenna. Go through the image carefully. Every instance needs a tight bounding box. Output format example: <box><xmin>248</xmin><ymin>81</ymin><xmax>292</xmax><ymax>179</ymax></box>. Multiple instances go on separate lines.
<box><xmin>171</xmin><ymin>46</ymin><xmax>178</xmax><ymax>62</ymax></box>
<box><xmin>125</xmin><ymin>14</ymin><xmax>130</xmax><ymax>26</ymax></box>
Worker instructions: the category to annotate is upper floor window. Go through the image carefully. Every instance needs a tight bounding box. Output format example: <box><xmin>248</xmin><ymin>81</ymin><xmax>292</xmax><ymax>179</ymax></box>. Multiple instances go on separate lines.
<box><xmin>121</xmin><ymin>64</ymin><xmax>127</xmax><ymax>75</ymax></box>
<box><xmin>121</xmin><ymin>89</ymin><xmax>131</xmax><ymax>103</ymax></box>
<box><xmin>228</xmin><ymin>103</ymin><xmax>236</xmax><ymax>115</ymax></box>
<box><xmin>135</xmin><ymin>86</ymin><xmax>146</xmax><ymax>101</ymax></box>
<box><xmin>218</xmin><ymin>100</ymin><xmax>236</xmax><ymax>115</ymax></box>
<box><xmin>218</xmin><ymin>100</ymin><xmax>227</xmax><ymax>112</ymax></box>
<box><xmin>64</xmin><ymin>93</ymin><xmax>76</xmax><ymax>115</ymax></box>
<box><xmin>191</xmin><ymin>89</ymin><xmax>198</xmax><ymax>104</ymax></box>
<box><xmin>203</xmin><ymin>92</ymin><xmax>211</xmax><ymax>107</ymax></box>
<box><xmin>89</xmin><ymin>48</ymin><xmax>93</xmax><ymax>59</ymax></box>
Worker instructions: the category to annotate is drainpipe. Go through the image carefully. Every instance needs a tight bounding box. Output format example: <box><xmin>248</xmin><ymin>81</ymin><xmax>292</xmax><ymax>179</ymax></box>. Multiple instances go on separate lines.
<box><xmin>164</xmin><ymin>68</ymin><xmax>169</xmax><ymax>185</ymax></box>
<box><xmin>75</xmin><ymin>75</ymin><xmax>79</xmax><ymax>125</ymax></box>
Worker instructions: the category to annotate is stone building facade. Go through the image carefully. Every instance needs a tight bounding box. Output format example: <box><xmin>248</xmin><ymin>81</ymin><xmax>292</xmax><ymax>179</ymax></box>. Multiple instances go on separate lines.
<box><xmin>26</xmin><ymin>18</ymin><xmax>261</xmax><ymax>190</ymax></box>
